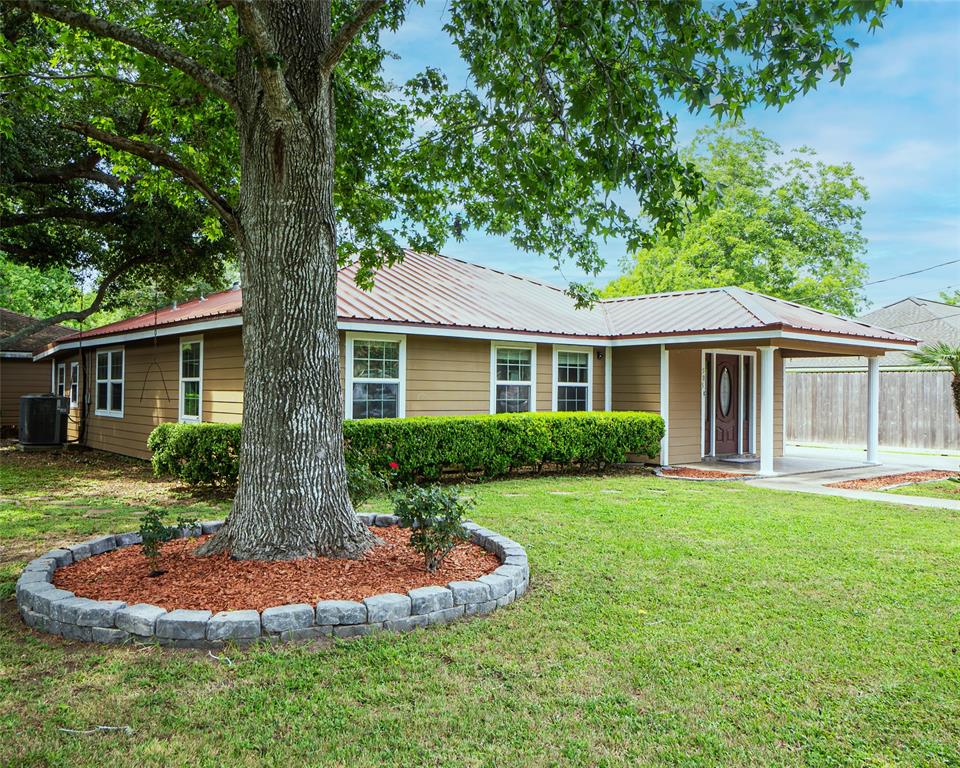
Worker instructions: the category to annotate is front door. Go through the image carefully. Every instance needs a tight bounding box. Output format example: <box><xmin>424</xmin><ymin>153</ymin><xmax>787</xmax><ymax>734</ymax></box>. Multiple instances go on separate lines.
<box><xmin>714</xmin><ymin>354</ymin><xmax>739</xmax><ymax>455</ymax></box>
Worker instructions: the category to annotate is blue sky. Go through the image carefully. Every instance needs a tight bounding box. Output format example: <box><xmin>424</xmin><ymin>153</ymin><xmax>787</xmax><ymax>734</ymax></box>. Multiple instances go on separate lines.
<box><xmin>381</xmin><ymin>1</ymin><xmax>960</xmax><ymax>312</ymax></box>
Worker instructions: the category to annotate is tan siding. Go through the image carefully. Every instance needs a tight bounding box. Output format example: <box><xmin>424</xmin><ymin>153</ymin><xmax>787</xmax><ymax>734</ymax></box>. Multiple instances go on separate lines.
<box><xmin>667</xmin><ymin>349</ymin><xmax>703</xmax><ymax>464</ymax></box>
<box><xmin>610</xmin><ymin>346</ymin><xmax>660</xmax><ymax>412</ymax></box>
<box><xmin>592</xmin><ymin>346</ymin><xmax>605</xmax><ymax>411</ymax></box>
<box><xmin>406</xmin><ymin>336</ymin><xmax>489</xmax><ymax>415</ymax></box>
<box><xmin>203</xmin><ymin>329</ymin><xmax>245</xmax><ymax>423</ymax></box>
<box><xmin>535</xmin><ymin>343</ymin><xmax>550</xmax><ymax>411</ymax></box>
<box><xmin>0</xmin><ymin>358</ymin><xmax>53</xmax><ymax>431</ymax></box>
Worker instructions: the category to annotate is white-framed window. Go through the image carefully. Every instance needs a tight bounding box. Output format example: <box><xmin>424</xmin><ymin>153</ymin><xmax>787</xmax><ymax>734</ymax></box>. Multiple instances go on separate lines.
<box><xmin>69</xmin><ymin>362</ymin><xmax>79</xmax><ymax>407</ymax></box>
<box><xmin>54</xmin><ymin>362</ymin><xmax>66</xmax><ymax>398</ymax></box>
<box><xmin>552</xmin><ymin>346</ymin><xmax>592</xmax><ymax>412</ymax></box>
<box><xmin>345</xmin><ymin>333</ymin><xmax>406</xmax><ymax>419</ymax></box>
<box><xmin>179</xmin><ymin>336</ymin><xmax>203</xmax><ymax>422</ymax></box>
<box><xmin>490</xmin><ymin>342</ymin><xmax>536</xmax><ymax>414</ymax></box>
<box><xmin>95</xmin><ymin>348</ymin><xmax>124</xmax><ymax>417</ymax></box>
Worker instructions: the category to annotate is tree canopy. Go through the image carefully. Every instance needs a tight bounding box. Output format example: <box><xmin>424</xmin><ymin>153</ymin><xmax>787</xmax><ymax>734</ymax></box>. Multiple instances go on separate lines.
<box><xmin>603</xmin><ymin>126</ymin><xmax>870</xmax><ymax>315</ymax></box>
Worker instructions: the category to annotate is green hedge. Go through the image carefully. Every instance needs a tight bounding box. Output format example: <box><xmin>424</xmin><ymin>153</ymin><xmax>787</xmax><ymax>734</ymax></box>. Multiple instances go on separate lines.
<box><xmin>148</xmin><ymin>411</ymin><xmax>664</xmax><ymax>486</ymax></box>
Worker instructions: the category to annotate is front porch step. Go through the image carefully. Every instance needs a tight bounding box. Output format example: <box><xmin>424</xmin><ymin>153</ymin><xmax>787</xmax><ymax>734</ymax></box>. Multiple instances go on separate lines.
<box><xmin>713</xmin><ymin>454</ymin><xmax>759</xmax><ymax>465</ymax></box>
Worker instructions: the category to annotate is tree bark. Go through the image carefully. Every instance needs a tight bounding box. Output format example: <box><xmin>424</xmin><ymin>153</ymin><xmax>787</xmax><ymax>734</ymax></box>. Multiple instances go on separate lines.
<box><xmin>198</xmin><ymin>2</ymin><xmax>375</xmax><ymax>560</ymax></box>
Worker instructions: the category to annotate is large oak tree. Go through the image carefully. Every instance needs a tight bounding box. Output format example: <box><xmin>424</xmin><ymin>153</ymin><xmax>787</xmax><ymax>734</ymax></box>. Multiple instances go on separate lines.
<box><xmin>0</xmin><ymin>0</ymin><xmax>899</xmax><ymax>560</ymax></box>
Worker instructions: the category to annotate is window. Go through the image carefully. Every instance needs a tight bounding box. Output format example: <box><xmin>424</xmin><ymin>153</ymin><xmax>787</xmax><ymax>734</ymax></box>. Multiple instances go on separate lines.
<box><xmin>179</xmin><ymin>337</ymin><xmax>203</xmax><ymax>422</ymax></box>
<box><xmin>553</xmin><ymin>347</ymin><xmax>591</xmax><ymax>412</ymax></box>
<box><xmin>491</xmin><ymin>344</ymin><xmax>536</xmax><ymax>413</ymax></box>
<box><xmin>69</xmin><ymin>362</ymin><xmax>79</xmax><ymax>407</ymax></box>
<box><xmin>95</xmin><ymin>349</ymin><xmax>124</xmax><ymax>417</ymax></box>
<box><xmin>346</xmin><ymin>334</ymin><xmax>405</xmax><ymax>419</ymax></box>
<box><xmin>54</xmin><ymin>363</ymin><xmax>66</xmax><ymax>398</ymax></box>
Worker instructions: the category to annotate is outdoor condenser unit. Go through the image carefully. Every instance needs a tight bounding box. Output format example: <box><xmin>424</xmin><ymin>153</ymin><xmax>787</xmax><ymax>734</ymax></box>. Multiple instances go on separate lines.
<box><xmin>19</xmin><ymin>394</ymin><xmax>69</xmax><ymax>446</ymax></box>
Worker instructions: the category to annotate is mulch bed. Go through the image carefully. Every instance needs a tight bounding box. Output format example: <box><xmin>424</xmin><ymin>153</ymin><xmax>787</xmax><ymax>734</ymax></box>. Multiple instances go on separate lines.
<box><xmin>54</xmin><ymin>526</ymin><xmax>500</xmax><ymax>613</ymax></box>
<box><xmin>826</xmin><ymin>470</ymin><xmax>958</xmax><ymax>491</ymax></box>
<box><xmin>659</xmin><ymin>467</ymin><xmax>750</xmax><ymax>480</ymax></box>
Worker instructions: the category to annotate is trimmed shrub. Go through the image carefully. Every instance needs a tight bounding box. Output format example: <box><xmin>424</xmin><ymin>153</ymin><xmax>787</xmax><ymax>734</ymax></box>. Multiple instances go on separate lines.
<box><xmin>393</xmin><ymin>484</ymin><xmax>473</xmax><ymax>572</ymax></box>
<box><xmin>147</xmin><ymin>411</ymin><xmax>664</xmax><ymax>487</ymax></box>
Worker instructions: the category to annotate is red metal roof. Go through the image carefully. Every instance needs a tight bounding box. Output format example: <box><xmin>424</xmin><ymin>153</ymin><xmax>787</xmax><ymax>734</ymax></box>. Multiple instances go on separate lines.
<box><xmin>49</xmin><ymin>251</ymin><xmax>915</xmax><ymax>349</ymax></box>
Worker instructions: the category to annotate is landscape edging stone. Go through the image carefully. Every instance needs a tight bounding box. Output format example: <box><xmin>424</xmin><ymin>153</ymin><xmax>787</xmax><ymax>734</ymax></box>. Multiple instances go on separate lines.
<box><xmin>17</xmin><ymin>518</ymin><xmax>529</xmax><ymax>648</ymax></box>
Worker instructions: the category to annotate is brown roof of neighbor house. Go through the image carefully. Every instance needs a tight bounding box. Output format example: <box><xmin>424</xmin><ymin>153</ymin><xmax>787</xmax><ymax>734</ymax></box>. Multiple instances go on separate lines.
<box><xmin>789</xmin><ymin>296</ymin><xmax>960</xmax><ymax>368</ymax></box>
<box><xmin>0</xmin><ymin>308</ymin><xmax>74</xmax><ymax>354</ymax></box>
<box><xmin>44</xmin><ymin>251</ymin><xmax>917</xmax><ymax>350</ymax></box>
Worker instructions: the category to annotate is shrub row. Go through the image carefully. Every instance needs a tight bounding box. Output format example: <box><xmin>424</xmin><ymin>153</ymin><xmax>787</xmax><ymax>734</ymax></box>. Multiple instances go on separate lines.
<box><xmin>148</xmin><ymin>411</ymin><xmax>664</xmax><ymax>486</ymax></box>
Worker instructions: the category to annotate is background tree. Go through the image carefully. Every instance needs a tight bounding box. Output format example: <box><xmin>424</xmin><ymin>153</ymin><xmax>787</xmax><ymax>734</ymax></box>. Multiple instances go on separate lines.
<box><xmin>603</xmin><ymin>126</ymin><xmax>870</xmax><ymax>315</ymax></box>
<box><xmin>940</xmin><ymin>289</ymin><xmax>959</xmax><ymax>306</ymax></box>
<box><xmin>909</xmin><ymin>342</ymin><xmax>960</xmax><ymax>422</ymax></box>
<box><xmin>1</xmin><ymin>0</ymin><xmax>898</xmax><ymax>560</ymax></box>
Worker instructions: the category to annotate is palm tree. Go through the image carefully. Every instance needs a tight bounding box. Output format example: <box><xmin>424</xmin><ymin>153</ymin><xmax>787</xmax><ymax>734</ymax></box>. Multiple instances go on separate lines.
<box><xmin>909</xmin><ymin>342</ymin><xmax>960</xmax><ymax>422</ymax></box>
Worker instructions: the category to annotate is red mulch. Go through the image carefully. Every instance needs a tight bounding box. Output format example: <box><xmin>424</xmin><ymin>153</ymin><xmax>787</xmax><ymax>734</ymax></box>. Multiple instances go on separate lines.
<box><xmin>660</xmin><ymin>467</ymin><xmax>748</xmax><ymax>480</ymax></box>
<box><xmin>826</xmin><ymin>470</ymin><xmax>958</xmax><ymax>491</ymax></box>
<box><xmin>53</xmin><ymin>527</ymin><xmax>501</xmax><ymax>613</ymax></box>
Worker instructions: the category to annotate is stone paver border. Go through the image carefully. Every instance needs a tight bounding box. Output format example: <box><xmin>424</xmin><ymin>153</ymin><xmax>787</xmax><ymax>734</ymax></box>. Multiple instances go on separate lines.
<box><xmin>16</xmin><ymin>518</ymin><xmax>529</xmax><ymax>648</ymax></box>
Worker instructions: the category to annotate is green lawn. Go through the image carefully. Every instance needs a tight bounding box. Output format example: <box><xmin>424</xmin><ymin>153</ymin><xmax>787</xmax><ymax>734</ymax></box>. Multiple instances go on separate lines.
<box><xmin>1</xmin><ymin>449</ymin><xmax>958</xmax><ymax>767</ymax></box>
<box><xmin>886</xmin><ymin>478</ymin><xmax>960</xmax><ymax>501</ymax></box>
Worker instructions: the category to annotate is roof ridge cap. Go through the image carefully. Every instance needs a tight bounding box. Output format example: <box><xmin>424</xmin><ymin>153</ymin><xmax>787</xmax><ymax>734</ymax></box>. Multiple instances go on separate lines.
<box><xmin>720</xmin><ymin>287</ymin><xmax>780</xmax><ymax>325</ymax></box>
<box><xmin>598</xmin><ymin>286</ymin><xmax>728</xmax><ymax>304</ymax></box>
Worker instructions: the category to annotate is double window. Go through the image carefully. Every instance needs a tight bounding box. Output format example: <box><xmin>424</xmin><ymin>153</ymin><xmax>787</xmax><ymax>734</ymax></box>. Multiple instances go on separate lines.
<box><xmin>553</xmin><ymin>347</ymin><xmax>592</xmax><ymax>412</ymax></box>
<box><xmin>346</xmin><ymin>334</ymin><xmax>405</xmax><ymax>419</ymax></box>
<box><xmin>180</xmin><ymin>337</ymin><xmax>203</xmax><ymax>422</ymax></box>
<box><xmin>491</xmin><ymin>344</ymin><xmax>536</xmax><ymax>413</ymax></box>
<box><xmin>69</xmin><ymin>362</ymin><xmax>79</xmax><ymax>407</ymax></box>
<box><xmin>95</xmin><ymin>349</ymin><xmax>124</xmax><ymax>417</ymax></box>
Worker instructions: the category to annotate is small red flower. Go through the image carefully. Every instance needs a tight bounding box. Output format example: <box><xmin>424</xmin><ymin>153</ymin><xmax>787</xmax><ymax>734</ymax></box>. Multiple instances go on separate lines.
<box><xmin>389</xmin><ymin>461</ymin><xmax>399</xmax><ymax>470</ymax></box>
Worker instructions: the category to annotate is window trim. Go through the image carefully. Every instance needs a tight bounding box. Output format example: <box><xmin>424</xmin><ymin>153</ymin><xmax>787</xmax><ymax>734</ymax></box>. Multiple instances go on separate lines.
<box><xmin>344</xmin><ymin>332</ymin><xmax>406</xmax><ymax>419</ymax></box>
<box><xmin>94</xmin><ymin>347</ymin><xmax>125</xmax><ymax>418</ymax></box>
<box><xmin>489</xmin><ymin>341</ymin><xmax>537</xmax><ymax>414</ymax></box>
<box><xmin>54</xmin><ymin>362</ymin><xmax>66</xmax><ymax>398</ymax></box>
<box><xmin>551</xmin><ymin>345</ymin><xmax>593</xmax><ymax>412</ymax></box>
<box><xmin>179</xmin><ymin>335</ymin><xmax>204</xmax><ymax>423</ymax></box>
<box><xmin>69</xmin><ymin>361</ymin><xmax>79</xmax><ymax>408</ymax></box>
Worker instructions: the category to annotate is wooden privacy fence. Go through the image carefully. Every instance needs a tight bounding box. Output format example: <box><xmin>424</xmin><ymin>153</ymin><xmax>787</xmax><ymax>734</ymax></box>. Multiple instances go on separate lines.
<box><xmin>786</xmin><ymin>369</ymin><xmax>960</xmax><ymax>451</ymax></box>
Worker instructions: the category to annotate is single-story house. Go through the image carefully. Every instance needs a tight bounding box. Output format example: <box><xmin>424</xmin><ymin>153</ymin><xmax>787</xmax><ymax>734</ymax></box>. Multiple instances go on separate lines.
<box><xmin>786</xmin><ymin>296</ymin><xmax>960</xmax><ymax>451</ymax></box>
<box><xmin>0</xmin><ymin>308</ymin><xmax>73</xmax><ymax>437</ymax></box>
<box><xmin>34</xmin><ymin>251</ymin><xmax>917</xmax><ymax>474</ymax></box>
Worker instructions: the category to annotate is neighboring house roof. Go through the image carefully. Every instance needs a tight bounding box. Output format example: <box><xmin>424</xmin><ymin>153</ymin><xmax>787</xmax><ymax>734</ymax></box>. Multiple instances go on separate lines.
<box><xmin>38</xmin><ymin>251</ymin><xmax>917</xmax><ymax>356</ymax></box>
<box><xmin>789</xmin><ymin>296</ymin><xmax>960</xmax><ymax>369</ymax></box>
<box><xmin>0</xmin><ymin>308</ymin><xmax>73</xmax><ymax>356</ymax></box>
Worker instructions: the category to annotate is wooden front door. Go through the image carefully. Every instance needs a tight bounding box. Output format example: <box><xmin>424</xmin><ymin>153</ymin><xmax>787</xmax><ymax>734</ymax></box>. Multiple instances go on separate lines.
<box><xmin>714</xmin><ymin>354</ymin><xmax>740</xmax><ymax>455</ymax></box>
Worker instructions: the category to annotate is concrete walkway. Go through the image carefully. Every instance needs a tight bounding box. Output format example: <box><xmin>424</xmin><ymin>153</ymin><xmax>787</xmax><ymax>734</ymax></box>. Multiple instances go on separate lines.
<box><xmin>746</xmin><ymin>459</ymin><xmax>960</xmax><ymax>511</ymax></box>
<box><xmin>786</xmin><ymin>443</ymin><xmax>960</xmax><ymax>472</ymax></box>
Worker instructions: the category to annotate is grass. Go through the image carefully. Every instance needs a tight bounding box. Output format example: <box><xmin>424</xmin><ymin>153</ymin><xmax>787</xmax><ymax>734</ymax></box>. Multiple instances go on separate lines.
<box><xmin>886</xmin><ymin>478</ymin><xmax>960</xmax><ymax>501</ymax></box>
<box><xmin>1</xmin><ymin>449</ymin><xmax>958</xmax><ymax>767</ymax></box>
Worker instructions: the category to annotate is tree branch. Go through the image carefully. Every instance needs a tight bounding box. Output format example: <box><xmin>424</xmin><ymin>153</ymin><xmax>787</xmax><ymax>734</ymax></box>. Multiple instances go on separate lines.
<box><xmin>319</xmin><ymin>0</ymin><xmax>385</xmax><ymax>73</ymax></box>
<box><xmin>1</xmin><ymin>207</ymin><xmax>121</xmax><ymax>229</ymax></box>
<box><xmin>0</xmin><ymin>254</ymin><xmax>152</xmax><ymax>351</ymax></box>
<box><xmin>7</xmin><ymin>0</ymin><xmax>238</xmax><ymax>109</ymax></box>
<box><xmin>63</xmin><ymin>122</ymin><xmax>240</xmax><ymax>238</ymax></box>
<box><xmin>233</xmin><ymin>0</ymin><xmax>298</xmax><ymax>124</ymax></box>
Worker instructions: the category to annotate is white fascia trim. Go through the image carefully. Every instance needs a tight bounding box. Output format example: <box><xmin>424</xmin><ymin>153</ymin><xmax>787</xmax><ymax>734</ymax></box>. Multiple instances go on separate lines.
<box><xmin>34</xmin><ymin>315</ymin><xmax>243</xmax><ymax>361</ymax></box>
<box><xmin>1</xmin><ymin>351</ymin><xmax>34</xmax><ymax>359</ymax></box>
<box><xmin>178</xmin><ymin>335</ymin><xmax>204</xmax><ymax>423</ymax></box>
<box><xmin>344</xmin><ymin>331</ymin><xmax>407</xmax><ymax>420</ymax></box>
<box><xmin>35</xmin><ymin>315</ymin><xmax>915</xmax><ymax>361</ymax></box>
<box><xmin>490</xmin><ymin>340</ymin><xmax>537</xmax><ymax>414</ymax></box>
<box><xmin>552</xmin><ymin>344</ymin><xmax>593</xmax><ymax>412</ymax></box>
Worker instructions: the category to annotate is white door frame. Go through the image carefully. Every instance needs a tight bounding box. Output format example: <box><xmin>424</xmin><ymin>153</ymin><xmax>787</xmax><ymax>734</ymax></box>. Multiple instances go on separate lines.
<box><xmin>700</xmin><ymin>349</ymin><xmax>757</xmax><ymax>458</ymax></box>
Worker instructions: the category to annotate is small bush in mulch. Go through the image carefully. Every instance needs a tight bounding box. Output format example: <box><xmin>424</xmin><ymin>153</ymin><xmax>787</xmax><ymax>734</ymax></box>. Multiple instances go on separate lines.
<box><xmin>139</xmin><ymin>508</ymin><xmax>199</xmax><ymax>576</ymax></box>
<box><xmin>52</xmin><ymin>526</ymin><xmax>500</xmax><ymax>613</ymax></box>
<box><xmin>826</xmin><ymin>470</ymin><xmax>959</xmax><ymax>491</ymax></box>
<box><xmin>394</xmin><ymin>485</ymin><xmax>474</xmax><ymax>573</ymax></box>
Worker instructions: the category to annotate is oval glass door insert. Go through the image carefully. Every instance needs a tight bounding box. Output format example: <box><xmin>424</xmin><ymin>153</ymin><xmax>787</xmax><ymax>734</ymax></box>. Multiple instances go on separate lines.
<box><xmin>719</xmin><ymin>367</ymin><xmax>732</xmax><ymax>416</ymax></box>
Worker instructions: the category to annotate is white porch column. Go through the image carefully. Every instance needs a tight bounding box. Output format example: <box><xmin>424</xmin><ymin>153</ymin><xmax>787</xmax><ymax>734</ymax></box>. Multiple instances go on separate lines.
<box><xmin>867</xmin><ymin>356</ymin><xmax>880</xmax><ymax>464</ymax></box>
<box><xmin>759</xmin><ymin>346</ymin><xmax>776</xmax><ymax>475</ymax></box>
<box><xmin>659</xmin><ymin>344</ymin><xmax>669</xmax><ymax>466</ymax></box>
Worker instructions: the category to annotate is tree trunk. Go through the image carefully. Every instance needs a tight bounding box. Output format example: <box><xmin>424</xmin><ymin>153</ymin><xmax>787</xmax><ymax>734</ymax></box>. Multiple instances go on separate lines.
<box><xmin>198</xmin><ymin>3</ymin><xmax>375</xmax><ymax>560</ymax></box>
<box><xmin>952</xmin><ymin>374</ymin><xmax>960</xmax><ymax>423</ymax></box>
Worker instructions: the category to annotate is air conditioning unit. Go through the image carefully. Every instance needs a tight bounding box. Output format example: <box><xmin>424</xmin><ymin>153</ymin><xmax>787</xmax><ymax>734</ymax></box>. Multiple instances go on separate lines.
<box><xmin>19</xmin><ymin>394</ymin><xmax>69</xmax><ymax>446</ymax></box>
